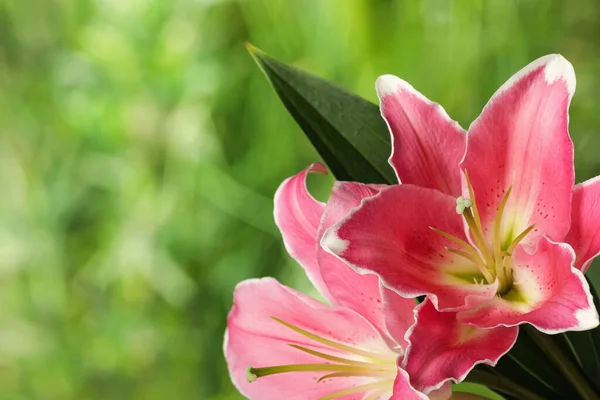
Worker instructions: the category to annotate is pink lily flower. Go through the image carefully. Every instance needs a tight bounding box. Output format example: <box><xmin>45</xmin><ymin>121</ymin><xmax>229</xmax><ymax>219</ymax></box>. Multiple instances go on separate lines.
<box><xmin>322</xmin><ymin>54</ymin><xmax>600</xmax><ymax>333</ymax></box>
<box><xmin>224</xmin><ymin>165</ymin><xmax>517</xmax><ymax>399</ymax></box>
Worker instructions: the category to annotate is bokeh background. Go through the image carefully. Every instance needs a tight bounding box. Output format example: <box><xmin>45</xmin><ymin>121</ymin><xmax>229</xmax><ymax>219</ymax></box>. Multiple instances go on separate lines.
<box><xmin>2</xmin><ymin>0</ymin><xmax>600</xmax><ymax>398</ymax></box>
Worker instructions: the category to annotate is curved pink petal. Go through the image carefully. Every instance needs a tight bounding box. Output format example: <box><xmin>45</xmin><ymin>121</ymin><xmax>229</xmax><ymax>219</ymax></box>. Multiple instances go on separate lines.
<box><xmin>225</xmin><ymin>278</ymin><xmax>398</xmax><ymax>400</ymax></box>
<box><xmin>274</xmin><ymin>163</ymin><xmax>333</xmax><ymax>301</ymax></box>
<box><xmin>275</xmin><ymin>168</ymin><xmax>417</xmax><ymax>349</ymax></box>
<box><xmin>382</xmin><ymin>286</ymin><xmax>417</xmax><ymax>351</ymax></box>
<box><xmin>457</xmin><ymin>238</ymin><xmax>599</xmax><ymax>333</ymax></box>
<box><xmin>403</xmin><ymin>299</ymin><xmax>518</xmax><ymax>394</ymax></box>
<box><xmin>317</xmin><ymin>181</ymin><xmax>393</xmax><ymax>339</ymax></box>
<box><xmin>377</xmin><ymin>75</ymin><xmax>466</xmax><ymax>196</ymax></box>
<box><xmin>322</xmin><ymin>184</ymin><xmax>498</xmax><ymax>312</ymax></box>
<box><xmin>461</xmin><ymin>54</ymin><xmax>575</xmax><ymax>247</ymax></box>
<box><xmin>566</xmin><ymin>176</ymin><xmax>600</xmax><ymax>272</ymax></box>
<box><xmin>389</xmin><ymin>368</ymin><xmax>429</xmax><ymax>400</ymax></box>
<box><xmin>389</xmin><ymin>369</ymin><xmax>452</xmax><ymax>400</ymax></box>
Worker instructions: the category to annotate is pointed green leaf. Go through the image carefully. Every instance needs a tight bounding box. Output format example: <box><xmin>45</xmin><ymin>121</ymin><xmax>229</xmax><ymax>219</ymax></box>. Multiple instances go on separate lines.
<box><xmin>246</xmin><ymin>44</ymin><xmax>395</xmax><ymax>184</ymax></box>
<box><xmin>563</xmin><ymin>277</ymin><xmax>600</xmax><ymax>392</ymax></box>
<box><xmin>467</xmin><ymin>367</ymin><xmax>544</xmax><ymax>400</ymax></box>
<box><xmin>470</xmin><ymin>329</ymin><xmax>577</xmax><ymax>399</ymax></box>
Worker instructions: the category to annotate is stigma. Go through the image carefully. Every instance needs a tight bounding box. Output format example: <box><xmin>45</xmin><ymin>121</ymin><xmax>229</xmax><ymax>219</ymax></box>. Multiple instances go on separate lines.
<box><xmin>246</xmin><ymin>317</ymin><xmax>397</xmax><ymax>399</ymax></box>
<box><xmin>432</xmin><ymin>171</ymin><xmax>535</xmax><ymax>295</ymax></box>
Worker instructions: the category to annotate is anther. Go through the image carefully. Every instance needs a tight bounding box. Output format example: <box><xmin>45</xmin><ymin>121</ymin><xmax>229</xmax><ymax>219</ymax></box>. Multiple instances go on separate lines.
<box><xmin>456</xmin><ymin>196</ymin><xmax>473</xmax><ymax>215</ymax></box>
<box><xmin>246</xmin><ymin>366</ymin><xmax>258</xmax><ymax>383</ymax></box>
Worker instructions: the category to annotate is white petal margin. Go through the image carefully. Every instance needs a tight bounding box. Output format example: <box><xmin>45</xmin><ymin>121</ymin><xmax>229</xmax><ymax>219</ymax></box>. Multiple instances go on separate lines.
<box><xmin>468</xmin><ymin>54</ymin><xmax>575</xmax><ymax>132</ymax></box>
<box><xmin>571</xmin><ymin>268</ymin><xmax>600</xmax><ymax>332</ymax></box>
<box><xmin>375</xmin><ymin>74</ymin><xmax>463</xmax><ymax>132</ymax></box>
<box><xmin>320</xmin><ymin>227</ymin><xmax>349</xmax><ymax>255</ymax></box>
<box><xmin>543</xmin><ymin>55</ymin><xmax>576</xmax><ymax>94</ymax></box>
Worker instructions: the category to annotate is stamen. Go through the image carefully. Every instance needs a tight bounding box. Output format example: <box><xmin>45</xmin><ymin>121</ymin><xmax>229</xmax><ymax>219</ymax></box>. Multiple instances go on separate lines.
<box><xmin>464</xmin><ymin>170</ymin><xmax>485</xmax><ymax>235</ymax></box>
<box><xmin>247</xmin><ymin>363</ymin><xmax>384</xmax><ymax>380</ymax></box>
<box><xmin>446</xmin><ymin>247</ymin><xmax>494</xmax><ymax>284</ymax></box>
<box><xmin>506</xmin><ymin>224</ymin><xmax>536</xmax><ymax>254</ymax></box>
<box><xmin>493</xmin><ymin>185</ymin><xmax>513</xmax><ymax>285</ymax></box>
<box><xmin>272</xmin><ymin>317</ymin><xmax>389</xmax><ymax>362</ymax></box>
<box><xmin>462</xmin><ymin>208</ymin><xmax>495</xmax><ymax>268</ymax></box>
<box><xmin>459</xmin><ymin>170</ymin><xmax>496</xmax><ymax>271</ymax></box>
<box><xmin>246</xmin><ymin>366</ymin><xmax>258</xmax><ymax>383</ymax></box>
<box><xmin>316</xmin><ymin>380</ymin><xmax>395</xmax><ymax>400</ymax></box>
<box><xmin>289</xmin><ymin>344</ymin><xmax>395</xmax><ymax>368</ymax></box>
<box><xmin>499</xmin><ymin>224</ymin><xmax>535</xmax><ymax>291</ymax></box>
<box><xmin>500</xmin><ymin>255</ymin><xmax>513</xmax><ymax>294</ymax></box>
<box><xmin>433</xmin><ymin>171</ymin><xmax>538</xmax><ymax>299</ymax></box>
<box><xmin>456</xmin><ymin>196</ymin><xmax>473</xmax><ymax>214</ymax></box>
<box><xmin>429</xmin><ymin>227</ymin><xmax>482</xmax><ymax>261</ymax></box>
<box><xmin>317</xmin><ymin>370</ymin><xmax>393</xmax><ymax>383</ymax></box>
<box><xmin>245</xmin><ymin>317</ymin><xmax>397</xmax><ymax>396</ymax></box>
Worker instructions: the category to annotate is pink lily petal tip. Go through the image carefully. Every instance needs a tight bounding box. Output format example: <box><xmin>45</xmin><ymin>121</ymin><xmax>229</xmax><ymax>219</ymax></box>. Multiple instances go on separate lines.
<box><xmin>498</xmin><ymin>54</ymin><xmax>575</xmax><ymax>100</ymax></box>
<box><xmin>376</xmin><ymin>75</ymin><xmax>426</xmax><ymax>101</ymax></box>
<box><xmin>542</xmin><ymin>54</ymin><xmax>576</xmax><ymax>94</ymax></box>
<box><xmin>305</xmin><ymin>162</ymin><xmax>328</xmax><ymax>175</ymax></box>
<box><xmin>575</xmin><ymin>299</ymin><xmax>600</xmax><ymax>331</ymax></box>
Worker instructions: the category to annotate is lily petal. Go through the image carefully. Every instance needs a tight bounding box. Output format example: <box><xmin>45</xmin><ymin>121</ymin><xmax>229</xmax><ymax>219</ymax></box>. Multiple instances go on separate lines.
<box><xmin>389</xmin><ymin>368</ymin><xmax>430</xmax><ymax>400</ymax></box>
<box><xmin>225</xmin><ymin>278</ymin><xmax>397</xmax><ymax>400</ymax></box>
<box><xmin>317</xmin><ymin>181</ymin><xmax>393</xmax><ymax>339</ymax></box>
<box><xmin>275</xmin><ymin>168</ymin><xmax>416</xmax><ymax>349</ymax></box>
<box><xmin>457</xmin><ymin>238</ymin><xmax>599</xmax><ymax>333</ymax></box>
<box><xmin>403</xmin><ymin>299</ymin><xmax>518</xmax><ymax>394</ymax></box>
<box><xmin>274</xmin><ymin>163</ymin><xmax>333</xmax><ymax>301</ymax></box>
<box><xmin>566</xmin><ymin>176</ymin><xmax>600</xmax><ymax>273</ymax></box>
<box><xmin>322</xmin><ymin>184</ymin><xmax>498</xmax><ymax>312</ymax></box>
<box><xmin>382</xmin><ymin>286</ymin><xmax>418</xmax><ymax>351</ymax></box>
<box><xmin>461</xmin><ymin>54</ymin><xmax>575</xmax><ymax>247</ymax></box>
<box><xmin>377</xmin><ymin>75</ymin><xmax>466</xmax><ymax>196</ymax></box>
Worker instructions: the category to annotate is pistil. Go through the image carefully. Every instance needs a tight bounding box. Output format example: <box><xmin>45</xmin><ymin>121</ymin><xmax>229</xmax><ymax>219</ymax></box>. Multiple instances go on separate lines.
<box><xmin>461</xmin><ymin>206</ymin><xmax>495</xmax><ymax>268</ymax></box>
<box><xmin>431</xmin><ymin>171</ymin><xmax>535</xmax><ymax>296</ymax></box>
<box><xmin>493</xmin><ymin>186</ymin><xmax>513</xmax><ymax>286</ymax></box>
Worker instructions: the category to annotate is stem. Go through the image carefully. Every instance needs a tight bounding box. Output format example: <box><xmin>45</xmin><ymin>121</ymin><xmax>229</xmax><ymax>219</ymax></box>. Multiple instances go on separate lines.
<box><xmin>524</xmin><ymin>326</ymin><xmax>600</xmax><ymax>400</ymax></box>
<box><xmin>467</xmin><ymin>369</ymin><xmax>545</xmax><ymax>400</ymax></box>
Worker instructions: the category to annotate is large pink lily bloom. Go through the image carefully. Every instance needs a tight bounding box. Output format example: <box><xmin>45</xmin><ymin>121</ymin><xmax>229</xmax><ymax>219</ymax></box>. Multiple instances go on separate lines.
<box><xmin>322</xmin><ymin>55</ymin><xmax>600</xmax><ymax>334</ymax></box>
<box><xmin>224</xmin><ymin>165</ymin><xmax>517</xmax><ymax>399</ymax></box>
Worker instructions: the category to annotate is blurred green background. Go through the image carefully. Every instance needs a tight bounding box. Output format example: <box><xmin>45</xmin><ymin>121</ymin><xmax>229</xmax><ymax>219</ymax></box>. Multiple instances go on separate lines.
<box><xmin>2</xmin><ymin>0</ymin><xmax>600</xmax><ymax>398</ymax></box>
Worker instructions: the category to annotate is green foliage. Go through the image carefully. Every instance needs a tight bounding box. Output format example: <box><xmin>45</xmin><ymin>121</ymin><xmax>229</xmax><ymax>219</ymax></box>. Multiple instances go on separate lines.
<box><xmin>565</xmin><ymin>281</ymin><xmax>600</xmax><ymax>392</ymax></box>
<box><xmin>2</xmin><ymin>0</ymin><xmax>600</xmax><ymax>399</ymax></box>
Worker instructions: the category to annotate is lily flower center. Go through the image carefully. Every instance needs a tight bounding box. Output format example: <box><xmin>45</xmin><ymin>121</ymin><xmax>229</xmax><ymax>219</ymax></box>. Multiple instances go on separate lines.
<box><xmin>431</xmin><ymin>171</ymin><xmax>535</xmax><ymax>295</ymax></box>
<box><xmin>246</xmin><ymin>317</ymin><xmax>397</xmax><ymax>400</ymax></box>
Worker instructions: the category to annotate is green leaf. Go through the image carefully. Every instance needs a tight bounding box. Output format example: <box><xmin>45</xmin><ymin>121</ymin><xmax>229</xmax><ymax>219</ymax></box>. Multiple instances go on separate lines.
<box><xmin>246</xmin><ymin>44</ymin><xmax>395</xmax><ymax>184</ymax></box>
<box><xmin>563</xmin><ymin>277</ymin><xmax>600</xmax><ymax>392</ymax></box>
<box><xmin>470</xmin><ymin>330</ymin><xmax>577</xmax><ymax>399</ymax></box>
<box><xmin>467</xmin><ymin>367</ymin><xmax>544</xmax><ymax>400</ymax></box>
